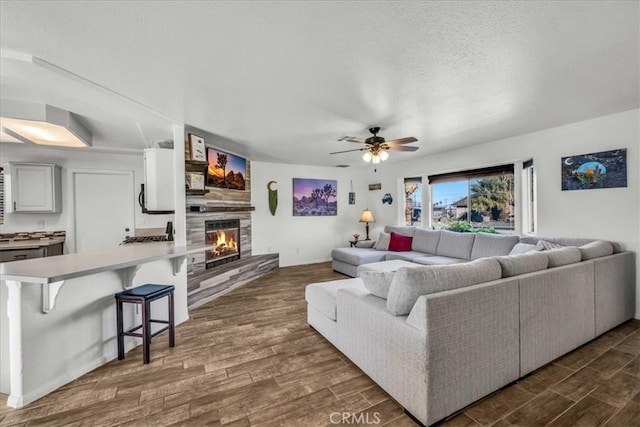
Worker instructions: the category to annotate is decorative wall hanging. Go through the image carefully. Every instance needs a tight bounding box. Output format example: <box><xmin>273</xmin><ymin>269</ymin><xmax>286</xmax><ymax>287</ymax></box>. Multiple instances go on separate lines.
<box><xmin>293</xmin><ymin>178</ymin><xmax>337</xmax><ymax>216</ymax></box>
<box><xmin>561</xmin><ymin>148</ymin><xmax>627</xmax><ymax>191</ymax></box>
<box><xmin>368</xmin><ymin>183</ymin><xmax>382</xmax><ymax>191</ymax></box>
<box><xmin>188</xmin><ymin>133</ymin><xmax>206</xmax><ymax>161</ymax></box>
<box><xmin>207</xmin><ymin>147</ymin><xmax>247</xmax><ymax>190</ymax></box>
<box><xmin>267</xmin><ymin>181</ymin><xmax>278</xmax><ymax>216</ymax></box>
<box><xmin>382</xmin><ymin>193</ymin><xmax>393</xmax><ymax>205</ymax></box>
<box><xmin>348</xmin><ymin>180</ymin><xmax>356</xmax><ymax>205</ymax></box>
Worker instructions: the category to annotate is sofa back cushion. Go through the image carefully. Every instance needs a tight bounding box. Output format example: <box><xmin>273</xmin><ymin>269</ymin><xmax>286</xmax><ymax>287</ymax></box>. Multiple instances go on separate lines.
<box><xmin>546</xmin><ymin>247</ymin><xmax>582</xmax><ymax>268</ymax></box>
<box><xmin>436</xmin><ymin>230</ymin><xmax>476</xmax><ymax>260</ymax></box>
<box><xmin>360</xmin><ymin>271</ymin><xmax>396</xmax><ymax>299</ymax></box>
<box><xmin>470</xmin><ymin>233</ymin><xmax>520</xmax><ymax>260</ymax></box>
<box><xmin>579</xmin><ymin>240</ymin><xmax>614</xmax><ymax>261</ymax></box>
<box><xmin>495</xmin><ymin>252</ymin><xmax>549</xmax><ymax>278</ymax></box>
<box><xmin>411</xmin><ymin>228</ymin><xmax>441</xmax><ymax>254</ymax></box>
<box><xmin>386</xmin><ymin>258</ymin><xmax>502</xmax><ymax>315</ymax></box>
<box><xmin>388</xmin><ymin>232</ymin><xmax>413</xmax><ymax>252</ymax></box>
<box><xmin>384</xmin><ymin>226</ymin><xmax>416</xmax><ymax>237</ymax></box>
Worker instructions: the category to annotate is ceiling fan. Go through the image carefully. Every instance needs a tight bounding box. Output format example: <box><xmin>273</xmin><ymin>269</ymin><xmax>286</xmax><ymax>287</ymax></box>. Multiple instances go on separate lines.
<box><xmin>330</xmin><ymin>127</ymin><xmax>418</xmax><ymax>164</ymax></box>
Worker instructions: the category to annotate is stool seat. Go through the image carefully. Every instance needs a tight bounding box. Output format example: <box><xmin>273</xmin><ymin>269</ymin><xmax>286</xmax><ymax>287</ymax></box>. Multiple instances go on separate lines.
<box><xmin>115</xmin><ymin>284</ymin><xmax>175</xmax><ymax>301</ymax></box>
<box><xmin>115</xmin><ymin>283</ymin><xmax>175</xmax><ymax>364</ymax></box>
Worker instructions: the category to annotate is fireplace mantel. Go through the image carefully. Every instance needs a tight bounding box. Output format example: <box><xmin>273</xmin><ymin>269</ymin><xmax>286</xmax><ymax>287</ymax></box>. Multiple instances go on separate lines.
<box><xmin>189</xmin><ymin>205</ymin><xmax>255</xmax><ymax>213</ymax></box>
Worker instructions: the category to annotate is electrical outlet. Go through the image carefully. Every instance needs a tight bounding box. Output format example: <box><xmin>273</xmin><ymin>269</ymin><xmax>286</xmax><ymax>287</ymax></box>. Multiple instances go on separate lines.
<box><xmin>267</xmin><ymin>246</ymin><xmax>272</xmax><ymax>253</ymax></box>
<box><xmin>36</xmin><ymin>220</ymin><xmax>45</xmax><ymax>229</ymax></box>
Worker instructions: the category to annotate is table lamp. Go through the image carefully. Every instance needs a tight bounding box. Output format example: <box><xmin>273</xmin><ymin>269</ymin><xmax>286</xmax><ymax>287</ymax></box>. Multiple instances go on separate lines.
<box><xmin>359</xmin><ymin>209</ymin><xmax>375</xmax><ymax>240</ymax></box>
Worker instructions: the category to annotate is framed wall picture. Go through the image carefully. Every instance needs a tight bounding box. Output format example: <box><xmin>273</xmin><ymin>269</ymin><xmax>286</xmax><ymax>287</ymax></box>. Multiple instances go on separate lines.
<box><xmin>188</xmin><ymin>133</ymin><xmax>206</xmax><ymax>161</ymax></box>
<box><xmin>561</xmin><ymin>148</ymin><xmax>627</xmax><ymax>191</ymax></box>
<box><xmin>292</xmin><ymin>178</ymin><xmax>337</xmax><ymax>216</ymax></box>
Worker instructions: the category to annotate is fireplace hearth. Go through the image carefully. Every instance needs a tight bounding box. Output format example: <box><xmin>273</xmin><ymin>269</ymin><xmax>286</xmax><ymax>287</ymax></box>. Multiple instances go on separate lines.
<box><xmin>205</xmin><ymin>219</ymin><xmax>241</xmax><ymax>269</ymax></box>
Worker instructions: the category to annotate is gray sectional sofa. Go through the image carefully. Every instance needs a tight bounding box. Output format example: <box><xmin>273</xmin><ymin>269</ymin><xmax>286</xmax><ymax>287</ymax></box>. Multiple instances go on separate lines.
<box><xmin>308</xmin><ymin>226</ymin><xmax>636</xmax><ymax>426</ymax></box>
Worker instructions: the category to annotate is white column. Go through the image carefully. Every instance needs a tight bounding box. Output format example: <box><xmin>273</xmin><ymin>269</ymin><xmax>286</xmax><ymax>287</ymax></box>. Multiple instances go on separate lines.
<box><xmin>5</xmin><ymin>280</ymin><xmax>23</xmax><ymax>408</ymax></box>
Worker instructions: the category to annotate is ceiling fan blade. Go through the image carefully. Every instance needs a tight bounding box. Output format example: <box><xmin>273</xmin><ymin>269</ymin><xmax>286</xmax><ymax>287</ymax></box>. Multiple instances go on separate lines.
<box><xmin>330</xmin><ymin>148</ymin><xmax>366</xmax><ymax>155</ymax></box>
<box><xmin>385</xmin><ymin>136</ymin><xmax>418</xmax><ymax>145</ymax></box>
<box><xmin>388</xmin><ymin>145</ymin><xmax>419</xmax><ymax>152</ymax></box>
<box><xmin>337</xmin><ymin>136</ymin><xmax>364</xmax><ymax>143</ymax></box>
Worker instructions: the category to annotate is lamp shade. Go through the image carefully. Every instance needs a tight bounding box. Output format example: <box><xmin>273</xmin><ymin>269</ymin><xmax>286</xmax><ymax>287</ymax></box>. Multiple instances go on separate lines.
<box><xmin>359</xmin><ymin>209</ymin><xmax>375</xmax><ymax>223</ymax></box>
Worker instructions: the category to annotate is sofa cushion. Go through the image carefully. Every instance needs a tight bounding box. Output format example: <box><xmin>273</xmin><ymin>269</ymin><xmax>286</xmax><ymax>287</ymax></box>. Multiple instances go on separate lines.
<box><xmin>373</xmin><ymin>232</ymin><xmax>391</xmax><ymax>251</ymax></box>
<box><xmin>384</xmin><ymin>226</ymin><xmax>416</xmax><ymax>237</ymax></box>
<box><xmin>305</xmin><ymin>278</ymin><xmax>367</xmax><ymax>321</ymax></box>
<box><xmin>360</xmin><ymin>271</ymin><xmax>396</xmax><ymax>299</ymax></box>
<box><xmin>536</xmin><ymin>240</ymin><xmax>563</xmax><ymax>251</ymax></box>
<box><xmin>412</xmin><ymin>256</ymin><xmax>466</xmax><ymax>265</ymax></box>
<box><xmin>357</xmin><ymin>259</ymin><xmax>417</xmax><ymax>275</ymax></box>
<box><xmin>496</xmin><ymin>252</ymin><xmax>549</xmax><ymax>278</ymax></box>
<box><xmin>546</xmin><ymin>246</ymin><xmax>582</xmax><ymax>267</ymax></box>
<box><xmin>470</xmin><ymin>233</ymin><xmax>520</xmax><ymax>260</ymax></box>
<box><xmin>436</xmin><ymin>230</ymin><xmax>476</xmax><ymax>260</ymax></box>
<box><xmin>579</xmin><ymin>240</ymin><xmax>614</xmax><ymax>260</ymax></box>
<box><xmin>509</xmin><ymin>242</ymin><xmax>540</xmax><ymax>255</ymax></box>
<box><xmin>411</xmin><ymin>228</ymin><xmax>441</xmax><ymax>254</ymax></box>
<box><xmin>386</xmin><ymin>258</ymin><xmax>502</xmax><ymax>315</ymax></box>
<box><xmin>332</xmin><ymin>247</ymin><xmax>387</xmax><ymax>265</ymax></box>
<box><xmin>385</xmin><ymin>251</ymin><xmax>428</xmax><ymax>262</ymax></box>
<box><xmin>389</xmin><ymin>232</ymin><xmax>413</xmax><ymax>252</ymax></box>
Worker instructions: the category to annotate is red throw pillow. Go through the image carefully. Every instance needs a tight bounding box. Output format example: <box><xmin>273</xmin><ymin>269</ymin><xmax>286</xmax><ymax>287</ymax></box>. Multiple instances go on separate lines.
<box><xmin>388</xmin><ymin>232</ymin><xmax>413</xmax><ymax>252</ymax></box>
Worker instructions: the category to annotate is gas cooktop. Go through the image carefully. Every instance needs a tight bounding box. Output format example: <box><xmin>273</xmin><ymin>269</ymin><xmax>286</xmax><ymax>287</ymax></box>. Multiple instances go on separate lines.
<box><xmin>121</xmin><ymin>235</ymin><xmax>170</xmax><ymax>244</ymax></box>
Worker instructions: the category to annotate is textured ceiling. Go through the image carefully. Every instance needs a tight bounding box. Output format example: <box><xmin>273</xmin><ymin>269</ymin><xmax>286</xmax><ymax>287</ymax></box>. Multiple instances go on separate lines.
<box><xmin>1</xmin><ymin>1</ymin><xmax>638</xmax><ymax>165</ymax></box>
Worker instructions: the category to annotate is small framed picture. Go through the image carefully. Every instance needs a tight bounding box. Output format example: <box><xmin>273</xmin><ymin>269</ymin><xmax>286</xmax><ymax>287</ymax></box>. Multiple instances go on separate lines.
<box><xmin>187</xmin><ymin>172</ymin><xmax>205</xmax><ymax>190</ymax></box>
<box><xmin>188</xmin><ymin>133</ymin><xmax>206</xmax><ymax>161</ymax></box>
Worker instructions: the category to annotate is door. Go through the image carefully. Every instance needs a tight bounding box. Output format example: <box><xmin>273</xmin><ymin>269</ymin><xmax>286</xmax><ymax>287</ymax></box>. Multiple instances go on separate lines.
<box><xmin>70</xmin><ymin>170</ymin><xmax>135</xmax><ymax>253</ymax></box>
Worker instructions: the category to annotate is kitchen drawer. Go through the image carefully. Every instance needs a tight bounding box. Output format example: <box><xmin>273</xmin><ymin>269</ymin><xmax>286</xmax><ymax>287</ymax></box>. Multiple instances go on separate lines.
<box><xmin>0</xmin><ymin>248</ymin><xmax>46</xmax><ymax>263</ymax></box>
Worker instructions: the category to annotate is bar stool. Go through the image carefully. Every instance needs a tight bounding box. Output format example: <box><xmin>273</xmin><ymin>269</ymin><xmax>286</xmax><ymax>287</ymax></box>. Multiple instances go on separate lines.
<box><xmin>115</xmin><ymin>284</ymin><xmax>175</xmax><ymax>364</ymax></box>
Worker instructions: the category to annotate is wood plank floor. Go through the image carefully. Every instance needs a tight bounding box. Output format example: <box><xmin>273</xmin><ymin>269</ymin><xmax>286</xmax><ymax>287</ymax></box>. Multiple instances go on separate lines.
<box><xmin>1</xmin><ymin>262</ymin><xmax>639</xmax><ymax>426</ymax></box>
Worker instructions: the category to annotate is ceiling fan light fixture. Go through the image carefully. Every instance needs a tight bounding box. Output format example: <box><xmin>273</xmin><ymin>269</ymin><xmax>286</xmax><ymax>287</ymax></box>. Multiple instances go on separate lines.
<box><xmin>362</xmin><ymin>151</ymin><xmax>373</xmax><ymax>162</ymax></box>
<box><xmin>379</xmin><ymin>150</ymin><xmax>389</xmax><ymax>161</ymax></box>
<box><xmin>371</xmin><ymin>154</ymin><xmax>381</xmax><ymax>164</ymax></box>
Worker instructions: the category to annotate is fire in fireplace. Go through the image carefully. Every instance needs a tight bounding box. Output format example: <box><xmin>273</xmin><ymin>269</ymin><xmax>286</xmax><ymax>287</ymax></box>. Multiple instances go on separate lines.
<box><xmin>205</xmin><ymin>219</ymin><xmax>240</xmax><ymax>268</ymax></box>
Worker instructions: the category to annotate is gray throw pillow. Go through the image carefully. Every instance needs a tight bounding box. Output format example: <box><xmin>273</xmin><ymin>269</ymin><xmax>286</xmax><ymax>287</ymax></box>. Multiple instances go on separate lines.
<box><xmin>509</xmin><ymin>242</ymin><xmax>541</xmax><ymax>255</ymax></box>
<box><xmin>579</xmin><ymin>240</ymin><xmax>614</xmax><ymax>261</ymax></box>
<box><xmin>386</xmin><ymin>258</ymin><xmax>502</xmax><ymax>316</ymax></box>
<box><xmin>536</xmin><ymin>240</ymin><xmax>563</xmax><ymax>251</ymax></box>
<box><xmin>360</xmin><ymin>271</ymin><xmax>396</xmax><ymax>299</ymax></box>
<box><xmin>373</xmin><ymin>232</ymin><xmax>391</xmax><ymax>251</ymax></box>
<box><xmin>496</xmin><ymin>252</ymin><xmax>549</xmax><ymax>277</ymax></box>
<box><xmin>546</xmin><ymin>246</ymin><xmax>582</xmax><ymax>267</ymax></box>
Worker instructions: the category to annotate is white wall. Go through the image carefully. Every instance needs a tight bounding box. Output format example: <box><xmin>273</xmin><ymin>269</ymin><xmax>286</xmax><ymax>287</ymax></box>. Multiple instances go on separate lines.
<box><xmin>251</xmin><ymin>162</ymin><xmax>371</xmax><ymax>267</ymax></box>
<box><xmin>0</xmin><ymin>144</ymin><xmax>173</xmax><ymax>240</ymax></box>
<box><xmin>364</xmin><ymin>109</ymin><xmax>640</xmax><ymax>317</ymax></box>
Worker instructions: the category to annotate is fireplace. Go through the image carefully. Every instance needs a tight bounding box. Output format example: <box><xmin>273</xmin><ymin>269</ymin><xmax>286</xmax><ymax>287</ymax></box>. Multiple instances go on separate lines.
<box><xmin>205</xmin><ymin>219</ymin><xmax>241</xmax><ymax>269</ymax></box>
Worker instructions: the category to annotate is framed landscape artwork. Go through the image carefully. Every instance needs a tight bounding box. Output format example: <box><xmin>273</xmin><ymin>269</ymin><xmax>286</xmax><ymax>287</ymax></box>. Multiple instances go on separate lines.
<box><xmin>292</xmin><ymin>178</ymin><xmax>337</xmax><ymax>216</ymax></box>
<box><xmin>561</xmin><ymin>148</ymin><xmax>627</xmax><ymax>191</ymax></box>
<box><xmin>207</xmin><ymin>147</ymin><xmax>247</xmax><ymax>190</ymax></box>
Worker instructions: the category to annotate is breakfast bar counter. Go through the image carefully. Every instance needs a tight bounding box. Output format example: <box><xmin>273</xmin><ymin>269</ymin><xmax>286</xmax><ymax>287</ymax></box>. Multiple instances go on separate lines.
<box><xmin>0</xmin><ymin>243</ymin><xmax>212</xmax><ymax>409</ymax></box>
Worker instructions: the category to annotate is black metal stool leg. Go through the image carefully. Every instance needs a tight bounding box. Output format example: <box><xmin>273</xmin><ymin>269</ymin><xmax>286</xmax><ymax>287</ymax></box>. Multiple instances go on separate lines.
<box><xmin>142</xmin><ymin>301</ymin><xmax>151</xmax><ymax>364</ymax></box>
<box><xmin>116</xmin><ymin>299</ymin><xmax>124</xmax><ymax>360</ymax></box>
<box><xmin>168</xmin><ymin>292</ymin><xmax>175</xmax><ymax>348</ymax></box>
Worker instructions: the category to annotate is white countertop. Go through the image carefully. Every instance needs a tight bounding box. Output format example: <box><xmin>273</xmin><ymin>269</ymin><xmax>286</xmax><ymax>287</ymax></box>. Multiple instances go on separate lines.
<box><xmin>0</xmin><ymin>243</ymin><xmax>211</xmax><ymax>284</ymax></box>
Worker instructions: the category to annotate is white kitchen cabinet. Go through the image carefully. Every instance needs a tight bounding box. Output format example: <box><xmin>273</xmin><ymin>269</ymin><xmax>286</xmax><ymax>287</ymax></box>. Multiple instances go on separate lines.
<box><xmin>4</xmin><ymin>163</ymin><xmax>62</xmax><ymax>213</ymax></box>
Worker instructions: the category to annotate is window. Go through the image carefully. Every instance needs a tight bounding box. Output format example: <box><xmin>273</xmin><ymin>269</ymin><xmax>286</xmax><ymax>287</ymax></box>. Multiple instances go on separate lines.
<box><xmin>404</xmin><ymin>177</ymin><xmax>422</xmax><ymax>226</ymax></box>
<box><xmin>522</xmin><ymin>159</ymin><xmax>536</xmax><ymax>234</ymax></box>
<box><xmin>429</xmin><ymin>164</ymin><xmax>515</xmax><ymax>231</ymax></box>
